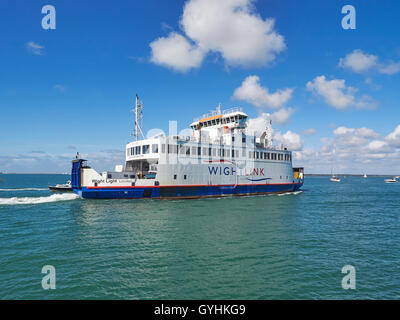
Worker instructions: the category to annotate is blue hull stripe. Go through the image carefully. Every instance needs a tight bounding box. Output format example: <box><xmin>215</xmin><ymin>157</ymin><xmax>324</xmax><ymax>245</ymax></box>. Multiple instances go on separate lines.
<box><xmin>73</xmin><ymin>183</ymin><xmax>303</xmax><ymax>199</ymax></box>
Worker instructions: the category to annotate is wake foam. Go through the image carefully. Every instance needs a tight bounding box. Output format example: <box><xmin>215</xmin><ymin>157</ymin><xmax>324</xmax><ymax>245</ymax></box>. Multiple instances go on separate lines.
<box><xmin>278</xmin><ymin>190</ymin><xmax>303</xmax><ymax>196</ymax></box>
<box><xmin>0</xmin><ymin>193</ymin><xmax>78</xmax><ymax>205</ymax></box>
<box><xmin>0</xmin><ymin>188</ymin><xmax>48</xmax><ymax>192</ymax></box>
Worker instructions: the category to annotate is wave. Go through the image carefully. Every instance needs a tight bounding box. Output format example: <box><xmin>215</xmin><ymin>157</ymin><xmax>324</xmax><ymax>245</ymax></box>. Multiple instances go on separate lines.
<box><xmin>278</xmin><ymin>191</ymin><xmax>303</xmax><ymax>196</ymax></box>
<box><xmin>0</xmin><ymin>193</ymin><xmax>79</xmax><ymax>205</ymax></box>
<box><xmin>0</xmin><ymin>188</ymin><xmax>48</xmax><ymax>192</ymax></box>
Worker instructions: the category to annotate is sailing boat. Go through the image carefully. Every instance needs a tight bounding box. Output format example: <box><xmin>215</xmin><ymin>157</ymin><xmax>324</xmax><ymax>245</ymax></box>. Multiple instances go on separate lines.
<box><xmin>363</xmin><ymin>173</ymin><xmax>367</xmax><ymax>178</ymax></box>
<box><xmin>384</xmin><ymin>177</ymin><xmax>398</xmax><ymax>183</ymax></box>
<box><xmin>330</xmin><ymin>168</ymin><xmax>341</xmax><ymax>182</ymax></box>
<box><xmin>330</xmin><ymin>175</ymin><xmax>341</xmax><ymax>182</ymax></box>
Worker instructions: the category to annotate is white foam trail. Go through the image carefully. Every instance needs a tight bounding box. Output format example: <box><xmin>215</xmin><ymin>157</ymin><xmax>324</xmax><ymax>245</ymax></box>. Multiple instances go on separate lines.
<box><xmin>0</xmin><ymin>188</ymin><xmax>48</xmax><ymax>192</ymax></box>
<box><xmin>0</xmin><ymin>193</ymin><xmax>78</xmax><ymax>205</ymax></box>
<box><xmin>278</xmin><ymin>190</ymin><xmax>303</xmax><ymax>196</ymax></box>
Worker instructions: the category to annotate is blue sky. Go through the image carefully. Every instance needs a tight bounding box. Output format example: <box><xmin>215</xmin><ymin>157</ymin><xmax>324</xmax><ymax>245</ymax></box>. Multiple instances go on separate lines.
<box><xmin>1</xmin><ymin>0</ymin><xmax>400</xmax><ymax>173</ymax></box>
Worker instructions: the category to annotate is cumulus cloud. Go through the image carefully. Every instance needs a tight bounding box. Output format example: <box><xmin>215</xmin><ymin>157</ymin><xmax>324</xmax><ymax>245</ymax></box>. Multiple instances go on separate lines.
<box><xmin>366</xmin><ymin>140</ymin><xmax>390</xmax><ymax>153</ymax></box>
<box><xmin>293</xmin><ymin>124</ymin><xmax>400</xmax><ymax>174</ymax></box>
<box><xmin>333</xmin><ymin>126</ymin><xmax>355</xmax><ymax>135</ymax></box>
<box><xmin>0</xmin><ymin>150</ymin><xmax>125</xmax><ymax>174</ymax></box>
<box><xmin>245</xmin><ymin>108</ymin><xmax>294</xmax><ymax>138</ymax></box>
<box><xmin>234</xmin><ymin>75</ymin><xmax>293</xmax><ymax>109</ymax></box>
<box><xmin>150</xmin><ymin>0</ymin><xmax>286</xmax><ymax>71</ymax></box>
<box><xmin>274</xmin><ymin>130</ymin><xmax>303</xmax><ymax>151</ymax></box>
<box><xmin>26</xmin><ymin>41</ymin><xmax>44</xmax><ymax>55</ymax></box>
<box><xmin>149</xmin><ymin>32</ymin><xmax>205</xmax><ymax>72</ymax></box>
<box><xmin>302</xmin><ymin>128</ymin><xmax>317</xmax><ymax>136</ymax></box>
<box><xmin>378</xmin><ymin>61</ymin><xmax>400</xmax><ymax>75</ymax></box>
<box><xmin>339</xmin><ymin>49</ymin><xmax>400</xmax><ymax>75</ymax></box>
<box><xmin>245</xmin><ymin>113</ymin><xmax>271</xmax><ymax>136</ymax></box>
<box><xmin>386</xmin><ymin>124</ymin><xmax>400</xmax><ymax>147</ymax></box>
<box><xmin>306</xmin><ymin>75</ymin><xmax>377</xmax><ymax>110</ymax></box>
<box><xmin>339</xmin><ymin>49</ymin><xmax>378</xmax><ymax>73</ymax></box>
<box><xmin>270</xmin><ymin>107</ymin><xmax>295</xmax><ymax>125</ymax></box>
<box><xmin>245</xmin><ymin>113</ymin><xmax>302</xmax><ymax>149</ymax></box>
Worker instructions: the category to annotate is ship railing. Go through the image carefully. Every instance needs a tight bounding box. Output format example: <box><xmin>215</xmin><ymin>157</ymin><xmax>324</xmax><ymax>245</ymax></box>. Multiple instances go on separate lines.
<box><xmin>149</xmin><ymin>164</ymin><xmax>158</xmax><ymax>172</ymax></box>
<box><xmin>193</xmin><ymin>107</ymin><xmax>243</xmax><ymax>122</ymax></box>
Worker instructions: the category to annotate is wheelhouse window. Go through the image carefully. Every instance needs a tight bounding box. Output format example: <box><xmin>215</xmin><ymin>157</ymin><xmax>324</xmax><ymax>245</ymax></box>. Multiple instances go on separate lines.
<box><xmin>143</xmin><ymin>145</ymin><xmax>150</xmax><ymax>154</ymax></box>
<box><xmin>161</xmin><ymin>144</ymin><xmax>166</xmax><ymax>153</ymax></box>
<box><xmin>135</xmin><ymin>146</ymin><xmax>141</xmax><ymax>155</ymax></box>
<box><xmin>152</xmin><ymin>144</ymin><xmax>158</xmax><ymax>153</ymax></box>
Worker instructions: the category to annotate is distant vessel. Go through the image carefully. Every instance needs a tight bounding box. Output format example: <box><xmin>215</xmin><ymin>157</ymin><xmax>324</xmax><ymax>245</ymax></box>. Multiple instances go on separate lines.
<box><xmin>71</xmin><ymin>95</ymin><xmax>304</xmax><ymax>199</ymax></box>
<box><xmin>49</xmin><ymin>180</ymin><xmax>73</xmax><ymax>192</ymax></box>
<box><xmin>363</xmin><ymin>173</ymin><xmax>367</xmax><ymax>178</ymax></box>
<box><xmin>330</xmin><ymin>168</ymin><xmax>340</xmax><ymax>182</ymax></box>
<box><xmin>384</xmin><ymin>177</ymin><xmax>398</xmax><ymax>183</ymax></box>
<box><xmin>330</xmin><ymin>176</ymin><xmax>341</xmax><ymax>182</ymax></box>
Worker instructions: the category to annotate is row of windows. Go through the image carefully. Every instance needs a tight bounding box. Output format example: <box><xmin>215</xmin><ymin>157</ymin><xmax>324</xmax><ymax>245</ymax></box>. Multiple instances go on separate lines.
<box><xmin>127</xmin><ymin>144</ymin><xmax>158</xmax><ymax>156</ymax></box>
<box><xmin>249</xmin><ymin>151</ymin><xmax>291</xmax><ymax>162</ymax></box>
<box><xmin>128</xmin><ymin>144</ymin><xmax>291</xmax><ymax>162</ymax></box>
<box><xmin>191</xmin><ymin>115</ymin><xmax>247</xmax><ymax>129</ymax></box>
<box><xmin>161</xmin><ymin>144</ymin><xmax>291</xmax><ymax>161</ymax></box>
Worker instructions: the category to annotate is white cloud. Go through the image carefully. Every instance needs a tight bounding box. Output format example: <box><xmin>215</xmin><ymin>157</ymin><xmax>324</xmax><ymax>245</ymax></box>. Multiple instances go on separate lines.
<box><xmin>333</xmin><ymin>126</ymin><xmax>355</xmax><ymax>135</ymax></box>
<box><xmin>26</xmin><ymin>41</ymin><xmax>44</xmax><ymax>55</ymax></box>
<box><xmin>0</xmin><ymin>150</ymin><xmax>125</xmax><ymax>174</ymax></box>
<box><xmin>306</xmin><ymin>75</ymin><xmax>377</xmax><ymax>110</ymax></box>
<box><xmin>378</xmin><ymin>61</ymin><xmax>400</xmax><ymax>75</ymax></box>
<box><xmin>366</xmin><ymin>140</ymin><xmax>390</xmax><ymax>153</ymax></box>
<box><xmin>339</xmin><ymin>49</ymin><xmax>400</xmax><ymax>75</ymax></box>
<box><xmin>386</xmin><ymin>124</ymin><xmax>400</xmax><ymax>147</ymax></box>
<box><xmin>356</xmin><ymin>127</ymin><xmax>379</xmax><ymax>139</ymax></box>
<box><xmin>233</xmin><ymin>75</ymin><xmax>293</xmax><ymax>109</ymax></box>
<box><xmin>293</xmin><ymin>124</ymin><xmax>400</xmax><ymax>174</ymax></box>
<box><xmin>149</xmin><ymin>32</ymin><xmax>205</xmax><ymax>72</ymax></box>
<box><xmin>244</xmin><ymin>108</ymin><xmax>294</xmax><ymax>137</ymax></box>
<box><xmin>181</xmin><ymin>0</ymin><xmax>286</xmax><ymax>67</ymax></box>
<box><xmin>302</xmin><ymin>128</ymin><xmax>317</xmax><ymax>136</ymax></box>
<box><xmin>245</xmin><ymin>113</ymin><xmax>271</xmax><ymax>136</ymax></box>
<box><xmin>274</xmin><ymin>130</ymin><xmax>303</xmax><ymax>151</ymax></box>
<box><xmin>271</xmin><ymin>107</ymin><xmax>294</xmax><ymax>125</ymax></box>
<box><xmin>150</xmin><ymin>0</ymin><xmax>286</xmax><ymax>71</ymax></box>
<box><xmin>339</xmin><ymin>49</ymin><xmax>378</xmax><ymax>73</ymax></box>
<box><xmin>53</xmin><ymin>84</ymin><xmax>66</xmax><ymax>93</ymax></box>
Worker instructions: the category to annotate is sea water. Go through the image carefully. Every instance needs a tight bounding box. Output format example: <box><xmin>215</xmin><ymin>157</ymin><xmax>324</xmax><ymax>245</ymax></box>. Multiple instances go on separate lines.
<box><xmin>0</xmin><ymin>174</ymin><xmax>398</xmax><ymax>299</ymax></box>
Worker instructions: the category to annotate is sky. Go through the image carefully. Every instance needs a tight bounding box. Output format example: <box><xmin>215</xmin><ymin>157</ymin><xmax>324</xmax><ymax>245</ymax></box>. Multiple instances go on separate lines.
<box><xmin>1</xmin><ymin>0</ymin><xmax>400</xmax><ymax>174</ymax></box>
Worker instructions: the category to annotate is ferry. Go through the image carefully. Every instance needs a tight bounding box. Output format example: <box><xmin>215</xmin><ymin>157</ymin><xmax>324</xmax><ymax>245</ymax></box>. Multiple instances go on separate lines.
<box><xmin>71</xmin><ymin>95</ymin><xmax>304</xmax><ymax>199</ymax></box>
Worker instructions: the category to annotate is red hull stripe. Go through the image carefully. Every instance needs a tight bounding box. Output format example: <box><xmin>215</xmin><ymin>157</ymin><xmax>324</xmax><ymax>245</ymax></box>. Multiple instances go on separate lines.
<box><xmin>86</xmin><ymin>182</ymin><xmax>299</xmax><ymax>189</ymax></box>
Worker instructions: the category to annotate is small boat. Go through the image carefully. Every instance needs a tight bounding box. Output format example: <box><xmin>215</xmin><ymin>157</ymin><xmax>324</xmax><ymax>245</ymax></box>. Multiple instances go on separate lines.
<box><xmin>363</xmin><ymin>173</ymin><xmax>367</xmax><ymax>178</ymax></box>
<box><xmin>384</xmin><ymin>177</ymin><xmax>398</xmax><ymax>183</ymax></box>
<box><xmin>49</xmin><ymin>180</ymin><xmax>73</xmax><ymax>192</ymax></box>
<box><xmin>330</xmin><ymin>175</ymin><xmax>341</xmax><ymax>182</ymax></box>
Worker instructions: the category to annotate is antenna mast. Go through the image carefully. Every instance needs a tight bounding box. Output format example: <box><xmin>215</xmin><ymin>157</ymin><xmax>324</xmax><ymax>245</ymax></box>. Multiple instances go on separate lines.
<box><xmin>134</xmin><ymin>94</ymin><xmax>144</xmax><ymax>141</ymax></box>
<box><xmin>266</xmin><ymin>119</ymin><xmax>273</xmax><ymax>147</ymax></box>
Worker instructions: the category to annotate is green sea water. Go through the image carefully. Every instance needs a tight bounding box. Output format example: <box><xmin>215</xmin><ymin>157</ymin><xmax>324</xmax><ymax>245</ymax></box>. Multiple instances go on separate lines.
<box><xmin>0</xmin><ymin>174</ymin><xmax>399</xmax><ymax>299</ymax></box>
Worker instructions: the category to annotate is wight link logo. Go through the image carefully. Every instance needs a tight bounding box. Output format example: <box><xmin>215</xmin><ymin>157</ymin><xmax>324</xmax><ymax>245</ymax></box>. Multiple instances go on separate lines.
<box><xmin>41</xmin><ymin>265</ymin><xmax>56</xmax><ymax>290</ymax></box>
<box><xmin>341</xmin><ymin>5</ymin><xmax>356</xmax><ymax>30</ymax></box>
<box><xmin>41</xmin><ymin>5</ymin><xmax>56</xmax><ymax>30</ymax></box>
<box><xmin>341</xmin><ymin>265</ymin><xmax>356</xmax><ymax>290</ymax></box>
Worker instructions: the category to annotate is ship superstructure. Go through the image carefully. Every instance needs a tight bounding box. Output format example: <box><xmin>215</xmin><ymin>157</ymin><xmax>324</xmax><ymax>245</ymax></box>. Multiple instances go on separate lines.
<box><xmin>71</xmin><ymin>96</ymin><xmax>304</xmax><ymax>199</ymax></box>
